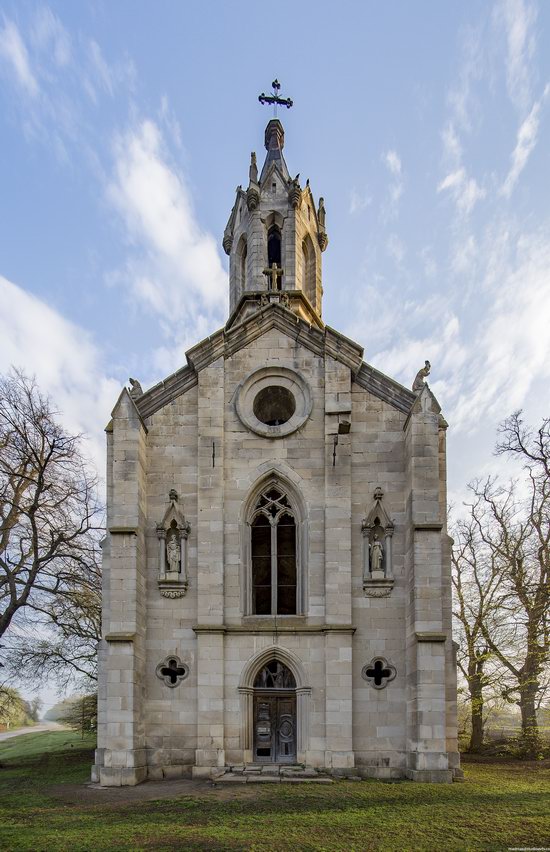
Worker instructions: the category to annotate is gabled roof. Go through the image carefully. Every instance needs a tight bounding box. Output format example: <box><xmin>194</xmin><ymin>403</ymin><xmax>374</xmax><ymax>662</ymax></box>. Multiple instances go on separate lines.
<box><xmin>134</xmin><ymin>302</ymin><xmax>416</xmax><ymax>420</ymax></box>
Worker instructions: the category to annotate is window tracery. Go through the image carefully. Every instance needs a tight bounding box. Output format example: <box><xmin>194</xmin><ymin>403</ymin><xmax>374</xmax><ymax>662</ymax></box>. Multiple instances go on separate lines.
<box><xmin>250</xmin><ymin>485</ymin><xmax>297</xmax><ymax>615</ymax></box>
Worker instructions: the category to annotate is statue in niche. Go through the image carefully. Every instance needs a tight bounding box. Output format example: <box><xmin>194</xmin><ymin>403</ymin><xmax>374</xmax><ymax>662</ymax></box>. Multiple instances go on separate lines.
<box><xmin>370</xmin><ymin>535</ymin><xmax>384</xmax><ymax>574</ymax></box>
<box><xmin>412</xmin><ymin>360</ymin><xmax>431</xmax><ymax>392</ymax></box>
<box><xmin>166</xmin><ymin>532</ymin><xmax>181</xmax><ymax>573</ymax></box>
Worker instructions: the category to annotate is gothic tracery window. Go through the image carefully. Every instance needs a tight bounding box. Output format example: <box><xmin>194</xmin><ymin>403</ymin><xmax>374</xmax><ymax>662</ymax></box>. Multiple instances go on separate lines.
<box><xmin>251</xmin><ymin>486</ymin><xmax>297</xmax><ymax>615</ymax></box>
<box><xmin>254</xmin><ymin>660</ymin><xmax>296</xmax><ymax>689</ymax></box>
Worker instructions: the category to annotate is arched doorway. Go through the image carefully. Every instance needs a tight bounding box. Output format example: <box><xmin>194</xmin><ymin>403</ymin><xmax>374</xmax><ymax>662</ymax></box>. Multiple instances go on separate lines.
<box><xmin>253</xmin><ymin>660</ymin><xmax>296</xmax><ymax>763</ymax></box>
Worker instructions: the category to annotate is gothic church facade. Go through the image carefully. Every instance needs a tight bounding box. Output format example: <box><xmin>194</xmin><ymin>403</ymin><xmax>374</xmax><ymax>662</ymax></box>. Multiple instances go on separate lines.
<box><xmin>93</xmin><ymin>117</ymin><xmax>460</xmax><ymax>785</ymax></box>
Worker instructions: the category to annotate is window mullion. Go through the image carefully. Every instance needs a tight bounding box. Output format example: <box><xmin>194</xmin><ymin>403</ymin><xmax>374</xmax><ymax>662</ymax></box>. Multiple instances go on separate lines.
<box><xmin>271</xmin><ymin>521</ymin><xmax>277</xmax><ymax>615</ymax></box>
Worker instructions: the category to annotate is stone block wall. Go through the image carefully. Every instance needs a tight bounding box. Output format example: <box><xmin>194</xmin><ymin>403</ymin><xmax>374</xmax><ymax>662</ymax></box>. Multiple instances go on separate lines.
<box><xmin>96</xmin><ymin>326</ymin><xmax>459</xmax><ymax>784</ymax></box>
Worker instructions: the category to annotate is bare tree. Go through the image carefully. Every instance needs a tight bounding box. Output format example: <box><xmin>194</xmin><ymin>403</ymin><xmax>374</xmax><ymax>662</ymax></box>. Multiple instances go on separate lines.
<box><xmin>461</xmin><ymin>413</ymin><xmax>550</xmax><ymax>757</ymax></box>
<box><xmin>452</xmin><ymin>516</ymin><xmax>498</xmax><ymax>751</ymax></box>
<box><xmin>0</xmin><ymin>370</ymin><xmax>102</xmax><ymax>644</ymax></box>
<box><xmin>59</xmin><ymin>691</ymin><xmax>97</xmax><ymax>738</ymax></box>
<box><xmin>7</xmin><ymin>540</ymin><xmax>101</xmax><ymax>687</ymax></box>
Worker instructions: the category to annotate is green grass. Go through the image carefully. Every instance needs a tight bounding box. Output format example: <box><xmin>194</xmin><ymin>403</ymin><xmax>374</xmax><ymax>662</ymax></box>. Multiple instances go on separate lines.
<box><xmin>0</xmin><ymin>729</ymin><xmax>95</xmax><ymax>763</ymax></box>
<box><xmin>0</xmin><ymin>732</ymin><xmax>549</xmax><ymax>851</ymax></box>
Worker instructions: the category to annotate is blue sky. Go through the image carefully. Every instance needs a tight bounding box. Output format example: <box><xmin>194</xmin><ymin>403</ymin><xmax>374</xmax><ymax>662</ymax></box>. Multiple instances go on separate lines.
<box><xmin>1</xmin><ymin>2</ymin><xmax>549</xmax><ymax>702</ymax></box>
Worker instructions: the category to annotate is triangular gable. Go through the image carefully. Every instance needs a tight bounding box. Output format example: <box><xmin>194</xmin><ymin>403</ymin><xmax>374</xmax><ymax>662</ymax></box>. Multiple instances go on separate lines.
<box><xmin>259</xmin><ymin>160</ymin><xmax>290</xmax><ymax>190</ymax></box>
<box><xmin>134</xmin><ymin>303</ymin><xmax>417</xmax><ymax>420</ymax></box>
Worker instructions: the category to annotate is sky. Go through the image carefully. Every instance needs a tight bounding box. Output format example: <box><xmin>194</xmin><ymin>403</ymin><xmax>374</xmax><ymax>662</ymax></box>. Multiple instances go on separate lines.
<box><xmin>1</xmin><ymin>0</ymin><xmax>549</xmax><ymax>708</ymax></box>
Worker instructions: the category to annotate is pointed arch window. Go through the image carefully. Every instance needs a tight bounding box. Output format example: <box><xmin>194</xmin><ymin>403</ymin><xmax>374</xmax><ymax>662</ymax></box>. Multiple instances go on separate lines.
<box><xmin>237</xmin><ymin>235</ymin><xmax>247</xmax><ymax>290</ymax></box>
<box><xmin>301</xmin><ymin>235</ymin><xmax>316</xmax><ymax>305</ymax></box>
<box><xmin>250</xmin><ymin>486</ymin><xmax>297</xmax><ymax>615</ymax></box>
<box><xmin>267</xmin><ymin>225</ymin><xmax>282</xmax><ymax>271</ymax></box>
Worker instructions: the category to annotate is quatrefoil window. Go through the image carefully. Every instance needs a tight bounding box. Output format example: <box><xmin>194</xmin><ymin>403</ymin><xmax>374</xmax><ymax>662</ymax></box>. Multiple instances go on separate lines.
<box><xmin>156</xmin><ymin>655</ymin><xmax>189</xmax><ymax>688</ymax></box>
<box><xmin>361</xmin><ymin>657</ymin><xmax>396</xmax><ymax>690</ymax></box>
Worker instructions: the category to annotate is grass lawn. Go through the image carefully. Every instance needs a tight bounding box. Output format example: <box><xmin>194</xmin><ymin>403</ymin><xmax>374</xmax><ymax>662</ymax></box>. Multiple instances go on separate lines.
<box><xmin>1</xmin><ymin>732</ymin><xmax>549</xmax><ymax>851</ymax></box>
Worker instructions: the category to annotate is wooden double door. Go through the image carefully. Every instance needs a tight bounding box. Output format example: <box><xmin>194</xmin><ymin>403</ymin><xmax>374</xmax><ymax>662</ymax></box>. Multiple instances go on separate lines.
<box><xmin>253</xmin><ymin>693</ymin><xmax>296</xmax><ymax>763</ymax></box>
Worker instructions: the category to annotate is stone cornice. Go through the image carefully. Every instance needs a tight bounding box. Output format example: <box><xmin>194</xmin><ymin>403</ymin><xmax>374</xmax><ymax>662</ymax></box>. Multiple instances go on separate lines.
<box><xmin>135</xmin><ymin>364</ymin><xmax>198</xmax><ymax>420</ymax></box>
<box><xmin>415</xmin><ymin>632</ymin><xmax>447</xmax><ymax>643</ymax></box>
<box><xmin>193</xmin><ymin>623</ymin><xmax>356</xmax><ymax>635</ymax></box>
<box><xmin>104</xmin><ymin>632</ymin><xmax>136</xmax><ymax>643</ymax></box>
<box><xmin>226</xmin><ymin>290</ymin><xmax>324</xmax><ymax>331</ymax></box>
<box><xmin>355</xmin><ymin>363</ymin><xmax>415</xmax><ymax>415</ymax></box>
<box><xmin>108</xmin><ymin>526</ymin><xmax>139</xmax><ymax>535</ymax></box>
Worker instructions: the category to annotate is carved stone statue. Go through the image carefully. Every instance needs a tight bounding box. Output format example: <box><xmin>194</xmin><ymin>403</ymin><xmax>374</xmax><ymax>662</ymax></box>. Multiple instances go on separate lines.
<box><xmin>412</xmin><ymin>360</ymin><xmax>431</xmax><ymax>392</ymax></box>
<box><xmin>370</xmin><ymin>535</ymin><xmax>384</xmax><ymax>574</ymax></box>
<box><xmin>128</xmin><ymin>378</ymin><xmax>143</xmax><ymax>399</ymax></box>
<box><xmin>318</xmin><ymin>197</ymin><xmax>326</xmax><ymax>229</ymax></box>
<box><xmin>166</xmin><ymin>535</ymin><xmax>181</xmax><ymax>573</ymax></box>
<box><xmin>249</xmin><ymin>151</ymin><xmax>258</xmax><ymax>184</ymax></box>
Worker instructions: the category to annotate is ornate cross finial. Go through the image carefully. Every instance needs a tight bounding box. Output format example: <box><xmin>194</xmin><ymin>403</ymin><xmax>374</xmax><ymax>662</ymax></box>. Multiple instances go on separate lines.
<box><xmin>263</xmin><ymin>262</ymin><xmax>284</xmax><ymax>291</ymax></box>
<box><xmin>259</xmin><ymin>79</ymin><xmax>293</xmax><ymax>117</ymax></box>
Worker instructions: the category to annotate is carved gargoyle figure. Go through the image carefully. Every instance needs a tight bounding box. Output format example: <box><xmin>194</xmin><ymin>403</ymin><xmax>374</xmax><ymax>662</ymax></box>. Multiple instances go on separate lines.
<box><xmin>128</xmin><ymin>378</ymin><xmax>143</xmax><ymax>399</ymax></box>
<box><xmin>412</xmin><ymin>360</ymin><xmax>431</xmax><ymax>393</ymax></box>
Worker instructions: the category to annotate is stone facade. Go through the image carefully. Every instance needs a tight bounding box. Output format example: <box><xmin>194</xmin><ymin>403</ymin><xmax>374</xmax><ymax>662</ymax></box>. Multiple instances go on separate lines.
<box><xmin>93</xmin><ymin>119</ymin><xmax>460</xmax><ymax>786</ymax></box>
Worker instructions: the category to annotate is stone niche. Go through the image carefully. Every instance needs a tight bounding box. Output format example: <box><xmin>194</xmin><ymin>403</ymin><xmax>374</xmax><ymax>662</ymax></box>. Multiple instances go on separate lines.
<box><xmin>361</xmin><ymin>487</ymin><xmax>394</xmax><ymax>597</ymax></box>
<box><xmin>156</xmin><ymin>490</ymin><xmax>191</xmax><ymax>598</ymax></box>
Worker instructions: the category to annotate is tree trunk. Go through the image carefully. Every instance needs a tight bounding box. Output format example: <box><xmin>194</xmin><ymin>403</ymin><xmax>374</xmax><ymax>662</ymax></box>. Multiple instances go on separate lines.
<box><xmin>468</xmin><ymin>665</ymin><xmax>484</xmax><ymax>752</ymax></box>
<box><xmin>518</xmin><ymin>678</ymin><xmax>540</xmax><ymax>758</ymax></box>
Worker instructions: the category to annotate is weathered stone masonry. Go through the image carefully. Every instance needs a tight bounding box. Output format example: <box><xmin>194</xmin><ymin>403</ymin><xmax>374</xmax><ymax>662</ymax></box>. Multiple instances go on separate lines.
<box><xmin>93</xmin><ymin>117</ymin><xmax>460</xmax><ymax>785</ymax></box>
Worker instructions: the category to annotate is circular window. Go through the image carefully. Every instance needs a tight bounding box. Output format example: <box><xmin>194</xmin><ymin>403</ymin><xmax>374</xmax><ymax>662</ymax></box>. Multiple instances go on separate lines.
<box><xmin>236</xmin><ymin>366</ymin><xmax>312</xmax><ymax>438</ymax></box>
<box><xmin>253</xmin><ymin>386</ymin><xmax>296</xmax><ymax>426</ymax></box>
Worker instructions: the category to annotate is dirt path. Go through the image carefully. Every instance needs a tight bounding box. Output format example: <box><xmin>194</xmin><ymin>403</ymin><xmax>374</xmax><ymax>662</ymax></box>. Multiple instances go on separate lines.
<box><xmin>0</xmin><ymin>722</ymin><xmax>65</xmax><ymax>742</ymax></box>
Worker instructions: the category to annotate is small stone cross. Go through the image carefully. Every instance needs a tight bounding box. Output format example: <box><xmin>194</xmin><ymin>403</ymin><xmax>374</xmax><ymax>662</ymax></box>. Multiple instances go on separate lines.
<box><xmin>160</xmin><ymin>658</ymin><xmax>187</xmax><ymax>685</ymax></box>
<box><xmin>263</xmin><ymin>262</ymin><xmax>284</xmax><ymax>291</ymax></box>
<box><xmin>365</xmin><ymin>659</ymin><xmax>393</xmax><ymax>687</ymax></box>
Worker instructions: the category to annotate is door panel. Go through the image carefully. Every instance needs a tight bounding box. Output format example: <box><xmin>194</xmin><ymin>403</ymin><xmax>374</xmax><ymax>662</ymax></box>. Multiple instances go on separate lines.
<box><xmin>254</xmin><ymin>697</ymin><xmax>274</xmax><ymax>761</ymax></box>
<box><xmin>253</xmin><ymin>694</ymin><xmax>296</xmax><ymax>763</ymax></box>
<box><xmin>276</xmin><ymin>696</ymin><xmax>296</xmax><ymax>762</ymax></box>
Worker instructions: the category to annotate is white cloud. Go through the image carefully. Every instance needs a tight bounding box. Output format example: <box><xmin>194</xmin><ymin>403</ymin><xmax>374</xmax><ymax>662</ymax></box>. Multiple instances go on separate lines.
<box><xmin>447</xmin><ymin>25</ymin><xmax>483</xmax><ymax>133</ymax></box>
<box><xmin>451</xmin><ymin>234</ymin><xmax>477</xmax><ymax>277</ymax></box>
<box><xmin>438</xmin><ymin>167</ymin><xmax>486</xmax><ymax>215</ymax></box>
<box><xmin>349</xmin><ymin>187</ymin><xmax>372</xmax><ymax>215</ymax></box>
<box><xmin>500</xmin><ymin>86</ymin><xmax>549</xmax><ymax>197</ymax></box>
<box><xmin>107</xmin><ymin>118</ymin><xmax>227</xmax><ymax>355</ymax></box>
<box><xmin>386</xmin><ymin>233</ymin><xmax>405</xmax><ymax>265</ymax></box>
<box><xmin>89</xmin><ymin>39</ymin><xmax>113</xmax><ymax>96</ymax></box>
<box><xmin>0</xmin><ymin>19</ymin><xmax>38</xmax><ymax>96</ymax></box>
<box><xmin>495</xmin><ymin>0</ymin><xmax>537</xmax><ymax>112</ymax></box>
<box><xmin>381</xmin><ymin>149</ymin><xmax>403</xmax><ymax>219</ymax></box>
<box><xmin>383</xmin><ymin>149</ymin><xmax>402</xmax><ymax>177</ymax></box>
<box><xmin>448</xmin><ymin>225</ymin><xmax>550</xmax><ymax>431</ymax></box>
<box><xmin>31</xmin><ymin>7</ymin><xmax>71</xmax><ymax>67</ymax></box>
<box><xmin>0</xmin><ymin>275</ymin><xmax>119</xmax><ymax>474</ymax></box>
<box><xmin>419</xmin><ymin>246</ymin><xmax>437</xmax><ymax>280</ymax></box>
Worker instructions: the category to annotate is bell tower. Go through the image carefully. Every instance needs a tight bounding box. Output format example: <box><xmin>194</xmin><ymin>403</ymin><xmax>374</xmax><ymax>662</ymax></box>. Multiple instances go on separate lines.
<box><xmin>223</xmin><ymin>81</ymin><xmax>328</xmax><ymax>328</ymax></box>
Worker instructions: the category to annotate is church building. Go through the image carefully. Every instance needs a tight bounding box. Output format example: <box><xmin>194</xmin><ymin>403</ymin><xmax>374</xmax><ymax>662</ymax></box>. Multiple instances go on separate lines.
<box><xmin>93</xmin><ymin>93</ymin><xmax>460</xmax><ymax>785</ymax></box>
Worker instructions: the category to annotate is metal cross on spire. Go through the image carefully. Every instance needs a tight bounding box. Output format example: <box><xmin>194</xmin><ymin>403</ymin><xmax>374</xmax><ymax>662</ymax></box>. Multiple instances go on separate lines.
<box><xmin>258</xmin><ymin>79</ymin><xmax>293</xmax><ymax>118</ymax></box>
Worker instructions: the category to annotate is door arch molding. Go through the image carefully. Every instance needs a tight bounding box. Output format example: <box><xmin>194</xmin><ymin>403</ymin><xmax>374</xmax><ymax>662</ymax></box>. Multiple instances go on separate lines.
<box><xmin>238</xmin><ymin>646</ymin><xmax>311</xmax><ymax>760</ymax></box>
